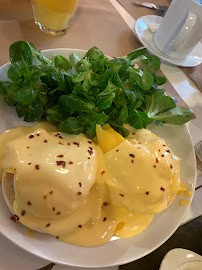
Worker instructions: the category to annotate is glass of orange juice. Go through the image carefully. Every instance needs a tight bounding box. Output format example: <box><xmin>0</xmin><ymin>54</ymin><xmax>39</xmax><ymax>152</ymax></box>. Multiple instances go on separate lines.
<box><xmin>31</xmin><ymin>0</ymin><xmax>79</xmax><ymax>36</ymax></box>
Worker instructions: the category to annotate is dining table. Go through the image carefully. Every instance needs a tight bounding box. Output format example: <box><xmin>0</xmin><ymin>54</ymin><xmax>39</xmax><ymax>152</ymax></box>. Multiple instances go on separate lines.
<box><xmin>0</xmin><ymin>0</ymin><xmax>202</xmax><ymax>269</ymax></box>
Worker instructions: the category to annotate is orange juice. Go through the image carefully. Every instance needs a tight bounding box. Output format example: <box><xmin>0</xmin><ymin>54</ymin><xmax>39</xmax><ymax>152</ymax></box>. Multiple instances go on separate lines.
<box><xmin>31</xmin><ymin>0</ymin><xmax>79</xmax><ymax>35</ymax></box>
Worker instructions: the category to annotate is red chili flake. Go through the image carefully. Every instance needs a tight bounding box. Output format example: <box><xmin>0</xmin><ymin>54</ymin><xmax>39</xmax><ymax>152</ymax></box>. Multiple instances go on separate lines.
<box><xmin>129</xmin><ymin>154</ymin><xmax>135</xmax><ymax>158</ymax></box>
<box><xmin>119</xmin><ymin>194</ymin><xmax>124</xmax><ymax>197</ymax></box>
<box><xmin>35</xmin><ymin>164</ymin><xmax>40</xmax><ymax>170</ymax></box>
<box><xmin>161</xmin><ymin>155</ymin><xmax>164</xmax><ymax>157</ymax></box>
<box><xmin>88</xmin><ymin>157</ymin><xmax>90</xmax><ymax>159</ymax></box>
<box><xmin>57</xmin><ymin>155</ymin><xmax>64</xmax><ymax>158</ymax></box>
<box><xmin>156</xmin><ymin>158</ymin><xmax>159</xmax><ymax>163</ymax></box>
<box><xmin>27</xmin><ymin>201</ymin><xmax>32</xmax><ymax>206</ymax></box>
<box><xmin>59</xmin><ymin>136</ymin><xmax>63</xmax><ymax>139</ymax></box>
<box><xmin>10</xmin><ymin>215</ymin><xmax>19</xmax><ymax>222</ymax></box>
<box><xmin>56</xmin><ymin>236</ymin><xmax>59</xmax><ymax>239</ymax></box>
<box><xmin>131</xmin><ymin>160</ymin><xmax>134</xmax><ymax>163</ymax></box>
<box><xmin>69</xmin><ymin>161</ymin><xmax>73</xmax><ymax>164</ymax></box>
<box><xmin>132</xmin><ymin>132</ymin><xmax>136</xmax><ymax>135</ymax></box>
<box><xmin>137</xmin><ymin>147</ymin><xmax>141</xmax><ymax>149</ymax></box>
<box><xmin>77</xmin><ymin>192</ymin><xmax>82</xmax><ymax>196</ymax></box>
<box><xmin>103</xmin><ymin>202</ymin><xmax>110</xmax><ymax>206</ymax></box>
<box><xmin>88</xmin><ymin>149</ymin><xmax>93</xmax><ymax>155</ymax></box>
<box><xmin>46</xmin><ymin>223</ymin><xmax>50</xmax><ymax>228</ymax></box>
<box><xmin>116</xmin><ymin>149</ymin><xmax>119</xmax><ymax>152</ymax></box>
<box><xmin>166</xmin><ymin>150</ymin><xmax>171</xmax><ymax>153</ymax></box>
<box><xmin>57</xmin><ymin>133</ymin><xmax>60</xmax><ymax>135</ymax></box>
<box><xmin>52</xmin><ymin>207</ymin><xmax>55</xmax><ymax>211</ymax></box>
<box><xmin>58</xmin><ymin>142</ymin><xmax>64</xmax><ymax>145</ymax></box>
<box><xmin>44</xmin><ymin>140</ymin><xmax>48</xmax><ymax>143</ymax></box>
<box><xmin>160</xmin><ymin>187</ymin><xmax>165</xmax><ymax>192</ymax></box>
<box><xmin>153</xmin><ymin>165</ymin><xmax>156</xmax><ymax>168</ymax></box>
<box><xmin>78</xmin><ymin>224</ymin><xmax>82</xmax><ymax>228</ymax></box>
<box><xmin>37</xmin><ymin>133</ymin><xmax>40</xmax><ymax>137</ymax></box>
<box><xmin>49</xmin><ymin>191</ymin><xmax>53</xmax><ymax>195</ymax></box>
<box><xmin>103</xmin><ymin>217</ymin><xmax>107</xmax><ymax>222</ymax></box>
<box><xmin>163</xmin><ymin>144</ymin><xmax>166</xmax><ymax>147</ymax></box>
<box><xmin>56</xmin><ymin>161</ymin><xmax>66</xmax><ymax>168</ymax></box>
<box><xmin>79</xmin><ymin>182</ymin><xmax>82</xmax><ymax>187</ymax></box>
<box><xmin>55</xmin><ymin>135</ymin><xmax>58</xmax><ymax>137</ymax></box>
<box><xmin>14</xmin><ymin>214</ymin><xmax>19</xmax><ymax>220</ymax></box>
<box><xmin>67</xmin><ymin>143</ymin><xmax>70</xmax><ymax>146</ymax></box>
<box><xmin>170</xmin><ymin>164</ymin><xmax>173</xmax><ymax>169</ymax></box>
<box><xmin>88</xmin><ymin>141</ymin><xmax>92</xmax><ymax>144</ymax></box>
<box><xmin>27</xmin><ymin>146</ymin><xmax>30</xmax><ymax>149</ymax></box>
<box><xmin>158</xmin><ymin>149</ymin><xmax>161</xmax><ymax>152</ymax></box>
<box><xmin>28</xmin><ymin>163</ymin><xmax>31</xmax><ymax>165</ymax></box>
<box><xmin>145</xmin><ymin>191</ymin><xmax>149</xmax><ymax>195</ymax></box>
<box><xmin>29</xmin><ymin>135</ymin><xmax>34</xmax><ymax>139</ymax></box>
<box><xmin>101</xmin><ymin>170</ymin><xmax>105</xmax><ymax>175</ymax></box>
<box><xmin>21</xmin><ymin>210</ymin><xmax>25</xmax><ymax>216</ymax></box>
<box><xmin>56</xmin><ymin>212</ymin><xmax>61</xmax><ymax>215</ymax></box>
<box><xmin>89</xmin><ymin>147</ymin><xmax>93</xmax><ymax>150</ymax></box>
<box><xmin>73</xmin><ymin>142</ymin><xmax>79</xmax><ymax>146</ymax></box>
<box><xmin>44</xmin><ymin>195</ymin><xmax>47</xmax><ymax>199</ymax></box>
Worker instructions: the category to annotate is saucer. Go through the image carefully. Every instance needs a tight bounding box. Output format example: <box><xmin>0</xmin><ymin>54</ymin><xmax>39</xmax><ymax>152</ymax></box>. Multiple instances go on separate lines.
<box><xmin>160</xmin><ymin>248</ymin><xmax>202</xmax><ymax>270</ymax></box>
<box><xmin>135</xmin><ymin>15</ymin><xmax>202</xmax><ymax>67</ymax></box>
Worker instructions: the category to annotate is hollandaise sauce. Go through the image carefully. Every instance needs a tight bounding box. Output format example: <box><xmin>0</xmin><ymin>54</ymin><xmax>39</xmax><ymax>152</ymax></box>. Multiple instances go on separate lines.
<box><xmin>0</xmin><ymin>122</ymin><xmax>182</xmax><ymax>247</ymax></box>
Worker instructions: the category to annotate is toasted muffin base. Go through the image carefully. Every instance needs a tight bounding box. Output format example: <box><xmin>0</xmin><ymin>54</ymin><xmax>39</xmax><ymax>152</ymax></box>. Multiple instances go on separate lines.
<box><xmin>2</xmin><ymin>171</ymin><xmax>15</xmax><ymax>214</ymax></box>
<box><xmin>2</xmin><ymin>171</ymin><xmax>46</xmax><ymax>234</ymax></box>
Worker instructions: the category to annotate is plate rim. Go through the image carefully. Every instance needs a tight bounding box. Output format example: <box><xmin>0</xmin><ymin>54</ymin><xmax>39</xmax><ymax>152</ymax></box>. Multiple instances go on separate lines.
<box><xmin>160</xmin><ymin>248</ymin><xmax>202</xmax><ymax>270</ymax></box>
<box><xmin>0</xmin><ymin>48</ymin><xmax>197</xmax><ymax>267</ymax></box>
<box><xmin>135</xmin><ymin>14</ymin><xmax>202</xmax><ymax>67</ymax></box>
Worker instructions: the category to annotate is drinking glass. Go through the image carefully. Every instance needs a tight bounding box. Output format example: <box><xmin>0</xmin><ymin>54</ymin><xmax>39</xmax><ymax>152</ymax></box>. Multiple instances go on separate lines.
<box><xmin>31</xmin><ymin>0</ymin><xmax>79</xmax><ymax>36</ymax></box>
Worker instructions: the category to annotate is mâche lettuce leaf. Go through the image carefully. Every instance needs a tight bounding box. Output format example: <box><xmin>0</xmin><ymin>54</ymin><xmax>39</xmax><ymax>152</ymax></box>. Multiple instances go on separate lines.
<box><xmin>0</xmin><ymin>41</ymin><xmax>194</xmax><ymax>138</ymax></box>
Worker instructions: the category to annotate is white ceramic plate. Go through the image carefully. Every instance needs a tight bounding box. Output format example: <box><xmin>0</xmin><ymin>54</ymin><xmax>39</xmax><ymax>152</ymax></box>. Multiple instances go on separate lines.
<box><xmin>160</xmin><ymin>248</ymin><xmax>202</xmax><ymax>270</ymax></box>
<box><xmin>0</xmin><ymin>49</ymin><xmax>197</xmax><ymax>267</ymax></box>
<box><xmin>135</xmin><ymin>15</ymin><xmax>202</xmax><ymax>67</ymax></box>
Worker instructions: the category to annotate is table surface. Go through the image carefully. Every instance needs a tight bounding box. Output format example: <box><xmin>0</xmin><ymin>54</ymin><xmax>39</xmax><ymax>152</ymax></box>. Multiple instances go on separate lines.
<box><xmin>0</xmin><ymin>0</ymin><xmax>202</xmax><ymax>269</ymax></box>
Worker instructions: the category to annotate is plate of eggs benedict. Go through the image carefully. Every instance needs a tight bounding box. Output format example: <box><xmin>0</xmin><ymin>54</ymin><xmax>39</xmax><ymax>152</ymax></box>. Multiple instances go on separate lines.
<box><xmin>0</xmin><ymin>48</ymin><xmax>196</xmax><ymax>268</ymax></box>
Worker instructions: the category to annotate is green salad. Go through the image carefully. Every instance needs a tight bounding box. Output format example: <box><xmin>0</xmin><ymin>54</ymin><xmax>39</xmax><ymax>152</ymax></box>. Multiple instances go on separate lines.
<box><xmin>0</xmin><ymin>41</ymin><xmax>193</xmax><ymax>138</ymax></box>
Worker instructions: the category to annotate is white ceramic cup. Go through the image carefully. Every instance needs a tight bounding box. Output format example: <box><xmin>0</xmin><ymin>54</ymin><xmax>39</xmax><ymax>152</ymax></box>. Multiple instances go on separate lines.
<box><xmin>153</xmin><ymin>0</ymin><xmax>202</xmax><ymax>60</ymax></box>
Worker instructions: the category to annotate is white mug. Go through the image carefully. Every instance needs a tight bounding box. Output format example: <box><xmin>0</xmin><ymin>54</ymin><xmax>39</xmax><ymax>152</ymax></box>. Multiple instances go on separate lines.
<box><xmin>153</xmin><ymin>0</ymin><xmax>202</xmax><ymax>60</ymax></box>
